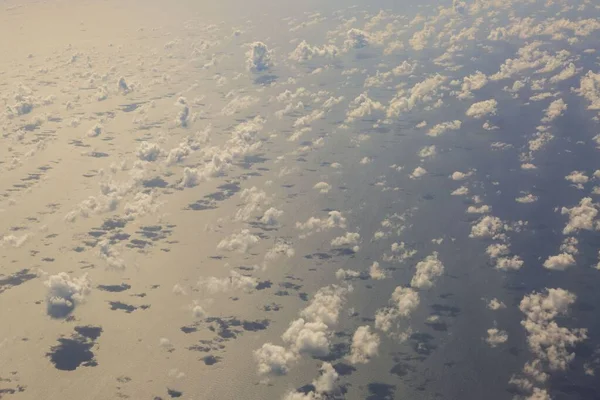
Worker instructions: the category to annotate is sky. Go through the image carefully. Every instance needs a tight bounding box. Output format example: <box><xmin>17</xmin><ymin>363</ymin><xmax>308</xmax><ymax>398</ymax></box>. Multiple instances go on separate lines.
<box><xmin>1</xmin><ymin>0</ymin><xmax>600</xmax><ymax>400</ymax></box>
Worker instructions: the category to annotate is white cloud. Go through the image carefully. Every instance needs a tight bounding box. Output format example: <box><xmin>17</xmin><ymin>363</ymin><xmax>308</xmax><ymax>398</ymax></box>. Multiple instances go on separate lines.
<box><xmin>313</xmin><ymin>182</ymin><xmax>331</xmax><ymax>193</ymax></box>
<box><xmin>466</xmin><ymin>99</ymin><xmax>498</xmax><ymax>119</ymax></box>
<box><xmin>565</xmin><ymin>171</ymin><xmax>589</xmax><ymax>185</ymax></box>
<box><xmin>348</xmin><ymin>326</ymin><xmax>380</xmax><ymax>364</ymax></box>
<box><xmin>137</xmin><ymin>142</ymin><xmax>163</xmax><ymax>162</ymax></box>
<box><xmin>467</xmin><ymin>205</ymin><xmax>491</xmax><ymax>214</ymax></box>
<box><xmin>541</xmin><ymin>98</ymin><xmax>567</xmax><ymax>123</ymax></box>
<box><xmin>264</xmin><ymin>241</ymin><xmax>295</xmax><ymax>262</ymax></box>
<box><xmin>313</xmin><ymin>362</ymin><xmax>339</xmax><ymax>393</ymax></box>
<box><xmin>335</xmin><ymin>268</ymin><xmax>361</xmax><ymax>280</ymax></box>
<box><xmin>450</xmin><ymin>170</ymin><xmax>473</xmax><ymax>180</ymax></box>
<box><xmin>418</xmin><ymin>145</ymin><xmax>436</xmax><ymax>159</ymax></box>
<box><xmin>560</xmin><ymin>237</ymin><xmax>578</xmax><ymax>255</ymax></box>
<box><xmin>488</xmin><ymin>298</ymin><xmax>506</xmax><ymax>310</ymax></box>
<box><xmin>486</xmin><ymin>243</ymin><xmax>510</xmax><ymax>259</ymax></box>
<box><xmin>427</xmin><ymin>120</ymin><xmax>462</xmax><ymax>137</ymax></box>
<box><xmin>543</xmin><ymin>253</ymin><xmax>575</xmax><ymax>271</ymax></box>
<box><xmin>217</xmin><ymin>229</ymin><xmax>260</xmax><ymax>253</ymax></box>
<box><xmin>331</xmin><ymin>232</ymin><xmax>360</xmax><ymax>250</ymax></box>
<box><xmin>346</xmin><ymin>93</ymin><xmax>384</xmax><ymax>123</ymax></box>
<box><xmin>516</xmin><ymin>194</ymin><xmax>538</xmax><ymax>203</ymax></box>
<box><xmin>296</xmin><ymin>211</ymin><xmax>347</xmax><ymax>235</ymax></box>
<box><xmin>246</xmin><ymin>42</ymin><xmax>273</xmax><ymax>72</ymax></box>
<box><xmin>561</xmin><ymin>197</ymin><xmax>599</xmax><ymax>234</ymax></box>
<box><xmin>470</xmin><ymin>216</ymin><xmax>504</xmax><ymax>239</ymax></box>
<box><xmin>45</xmin><ymin>272</ymin><xmax>91</xmax><ymax>318</ymax></box>
<box><xmin>495</xmin><ymin>256</ymin><xmax>524</xmax><ymax>271</ymax></box>
<box><xmin>198</xmin><ymin>270</ymin><xmax>258</xmax><ymax>294</ymax></box>
<box><xmin>519</xmin><ymin>288</ymin><xmax>587</xmax><ymax>372</ymax></box>
<box><xmin>260</xmin><ymin>207</ymin><xmax>284</xmax><ymax>225</ymax></box>
<box><xmin>486</xmin><ymin>328</ymin><xmax>508</xmax><ymax>347</ymax></box>
<box><xmin>574</xmin><ymin>71</ymin><xmax>600</xmax><ymax>110</ymax></box>
<box><xmin>221</xmin><ymin>95</ymin><xmax>259</xmax><ymax>116</ymax></box>
<box><xmin>375</xmin><ymin>286</ymin><xmax>419</xmax><ymax>332</ymax></box>
<box><xmin>289</xmin><ymin>40</ymin><xmax>339</xmax><ymax>62</ymax></box>
<box><xmin>411</xmin><ymin>252</ymin><xmax>444</xmax><ymax>289</ymax></box>
<box><xmin>344</xmin><ymin>28</ymin><xmax>371</xmax><ymax>50</ymax></box>
<box><xmin>254</xmin><ymin>343</ymin><xmax>297</xmax><ymax>376</ymax></box>
<box><xmin>451</xmin><ymin>186</ymin><xmax>469</xmax><ymax>196</ymax></box>
<box><xmin>457</xmin><ymin>71</ymin><xmax>488</xmax><ymax>99</ymax></box>
<box><xmin>410</xmin><ymin>166</ymin><xmax>427</xmax><ymax>179</ymax></box>
<box><xmin>369</xmin><ymin>261</ymin><xmax>386</xmax><ymax>280</ymax></box>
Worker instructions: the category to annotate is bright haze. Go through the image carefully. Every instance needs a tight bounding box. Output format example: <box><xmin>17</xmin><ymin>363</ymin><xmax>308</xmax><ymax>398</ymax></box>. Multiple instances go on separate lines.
<box><xmin>1</xmin><ymin>0</ymin><xmax>600</xmax><ymax>399</ymax></box>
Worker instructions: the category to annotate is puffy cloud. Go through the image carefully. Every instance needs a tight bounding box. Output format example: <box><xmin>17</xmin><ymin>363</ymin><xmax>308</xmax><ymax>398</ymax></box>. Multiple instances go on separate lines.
<box><xmin>344</xmin><ymin>28</ymin><xmax>371</xmax><ymax>50</ymax></box>
<box><xmin>289</xmin><ymin>40</ymin><xmax>339</xmax><ymax>62</ymax></box>
<box><xmin>470</xmin><ymin>216</ymin><xmax>504</xmax><ymax>239</ymax></box>
<box><xmin>217</xmin><ymin>229</ymin><xmax>260</xmax><ymax>253</ymax></box>
<box><xmin>45</xmin><ymin>272</ymin><xmax>91</xmax><ymax>318</ymax></box>
<box><xmin>312</xmin><ymin>362</ymin><xmax>339</xmax><ymax>393</ymax></box>
<box><xmin>565</xmin><ymin>171</ymin><xmax>589</xmax><ymax>185</ymax></box>
<box><xmin>410</xmin><ymin>166</ymin><xmax>427</xmax><ymax>179</ymax></box>
<box><xmin>488</xmin><ymin>298</ymin><xmax>506</xmax><ymax>310</ymax></box>
<box><xmin>348</xmin><ymin>326</ymin><xmax>380</xmax><ymax>364</ymax></box>
<box><xmin>411</xmin><ymin>252</ymin><xmax>444</xmax><ymax>289</ymax></box>
<box><xmin>457</xmin><ymin>71</ymin><xmax>488</xmax><ymax>99</ymax></box>
<box><xmin>345</xmin><ymin>93</ymin><xmax>384</xmax><ymax>123</ymax></box>
<box><xmin>451</xmin><ymin>186</ymin><xmax>469</xmax><ymax>196</ymax></box>
<box><xmin>519</xmin><ymin>289</ymin><xmax>587</xmax><ymax>372</ymax></box>
<box><xmin>264</xmin><ymin>240</ymin><xmax>295</xmax><ymax>262</ymax></box>
<box><xmin>559</xmin><ymin>237</ymin><xmax>578</xmax><ymax>255</ymax></box>
<box><xmin>260</xmin><ymin>207</ymin><xmax>284</xmax><ymax>225</ymax></box>
<box><xmin>467</xmin><ymin>205</ymin><xmax>491</xmax><ymax>214</ymax></box>
<box><xmin>296</xmin><ymin>211</ymin><xmax>347</xmax><ymax>235</ymax></box>
<box><xmin>331</xmin><ymin>232</ymin><xmax>360</xmax><ymax>250</ymax></box>
<box><xmin>486</xmin><ymin>328</ymin><xmax>508</xmax><ymax>347</ymax></box>
<box><xmin>137</xmin><ymin>141</ymin><xmax>163</xmax><ymax>161</ymax></box>
<box><xmin>450</xmin><ymin>170</ymin><xmax>473</xmax><ymax>180</ymax></box>
<box><xmin>246</xmin><ymin>42</ymin><xmax>273</xmax><ymax>72</ymax></box>
<box><xmin>375</xmin><ymin>286</ymin><xmax>420</xmax><ymax>332</ymax></box>
<box><xmin>369</xmin><ymin>261</ymin><xmax>386</xmax><ymax>280</ymax></box>
<box><xmin>486</xmin><ymin>243</ymin><xmax>510</xmax><ymax>259</ymax></box>
<box><xmin>198</xmin><ymin>270</ymin><xmax>258</xmax><ymax>294</ymax></box>
<box><xmin>427</xmin><ymin>120</ymin><xmax>462</xmax><ymax>137</ymax></box>
<box><xmin>387</xmin><ymin>74</ymin><xmax>447</xmax><ymax>118</ymax></box>
<box><xmin>549</xmin><ymin>63</ymin><xmax>578</xmax><ymax>84</ymax></box>
<box><xmin>313</xmin><ymin>182</ymin><xmax>331</xmax><ymax>193</ymax></box>
<box><xmin>221</xmin><ymin>95</ymin><xmax>259</xmax><ymax>116</ymax></box>
<box><xmin>495</xmin><ymin>256</ymin><xmax>524</xmax><ymax>271</ymax></box>
<box><xmin>335</xmin><ymin>268</ymin><xmax>361</xmax><ymax>280</ymax></box>
<box><xmin>2</xmin><ymin>234</ymin><xmax>29</xmax><ymax>248</ymax></box>
<box><xmin>255</xmin><ymin>285</ymin><xmax>350</xmax><ymax>376</ymax></box>
<box><xmin>466</xmin><ymin>99</ymin><xmax>498</xmax><ymax>119</ymax></box>
<box><xmin>541</xmin><ymin>98</ymin><xmax>567</xmax><ymax>123</ymax></box>
<box><xmin>254</xmin><ymin>343</ymin><xmax>297</xmax><ymax>376</ymax></box>
<box><xmin>97</xmin><ymin>239</ymin><xmax>126</xmax><ymax>270</ymax></box>
<box><xmin>235</xmin><ymin>187</ymin><xmax>270</xmax><ymax>222</ymax></box>
<box><xmin>282</xmin><ymin>319</ymin><xmax>330</xmax><ymax>356</ymax></box>
<box><xmin>543</xmin><ymin>253</ymin><xmax>575</xmax><ymax>271</ymax></box>
<box><xmin>516</xmin><ymin>194</ymin><xmax>538</xmax><ymax>203</ymax></box>
<box><xmin>574</xmin><ymin>71</ymin><xmax>600</xmax><ymax>110</ymax></box>
<box><xmin>418</xmin><ymin>145</ymin><xmax>436</xmax><ymax>159</ymax></box>
<box><xmin>175</xmin><ymin>97</ymin><xmax>191</xmax><ymax>127</ymax></box>
<box><xmin>561</xmin><ymin>197</ymin><xmax>599</xmax><ymax>234</ymax></box>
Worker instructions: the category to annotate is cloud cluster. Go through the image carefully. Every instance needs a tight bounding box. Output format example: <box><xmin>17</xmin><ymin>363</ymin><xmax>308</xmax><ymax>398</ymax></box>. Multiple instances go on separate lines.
<box><xmin>45</xmin><ymin>272</ymin><xmax>91</xmax><ymax>318</ymax></box>
<box><xmin>246</xmin><ymin>42</ymin><xmax>273</xmax><ymax>72</ymax></box>
<box><xmin>348</xmin><ymin>326</ymin><xmax>380</xmax><ymax>364</ymax></box>
<box><xmin>411</xmin><ymin>252</ymin><xmax>444</xmax><ymax>289</ymax></box>
<box><xmin>561</xmin><ymin>197</ymin><xmax>599</xmax><ymax>234</ymax></box>
<box><xmin>254</xmin><ymin>285</ymin><xmax>350</xmax><ymax>376</ymax></box>
<box><xmin>465</xmin><ymin>99</ymin><xmax>497</xmax><ymax>119</ymax></box>
<box><xmin>217</xmin><ymin>229</ymin><xmax>260</xmax><ymax>253</ymax></box>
